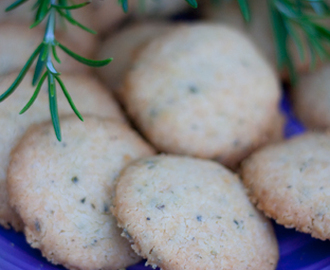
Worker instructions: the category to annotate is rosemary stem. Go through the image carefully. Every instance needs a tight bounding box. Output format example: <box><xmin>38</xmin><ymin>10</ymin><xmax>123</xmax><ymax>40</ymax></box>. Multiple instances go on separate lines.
<box><xmin>44</xmin><ymin>2</ymin><xmax>56</xmax><ymax>44</ymax></box>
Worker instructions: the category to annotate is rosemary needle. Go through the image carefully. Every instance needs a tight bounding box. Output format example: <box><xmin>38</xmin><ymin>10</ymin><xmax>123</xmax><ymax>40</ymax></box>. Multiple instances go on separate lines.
<box><xmin>1</xmin><ymin>0</ymin><xmax>111</xmax><ymax>141</ymax></box>
<box><xmin>2</xmin><ymin>0</ymin><xmax>330</xmax><ymax>141</ymax></box>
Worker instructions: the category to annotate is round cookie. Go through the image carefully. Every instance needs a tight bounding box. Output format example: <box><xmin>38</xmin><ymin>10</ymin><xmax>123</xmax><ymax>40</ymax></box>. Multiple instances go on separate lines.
<box><xmin>122</xmin><ymin>24</ymin><xmax>281</xmax><ymax>169</ymax></box>
<box><xmin>97</xmin><ymin>22</ymin><xmax>172</xmax><ymax>100</ymax></box>
<box><xmin>292</xmin><ymin>64</ymin><xmax>330</xmax><ymax>130</ymax></box>
<box><xmin>7</xmin><ymin>115</ymin><xmax>155</xmax><ymax>270</ymax></box>
<box><xmin>203</xmin><ymin>0</ymin><xmax>276</xmax><ymax>68</ymax></box>
<box><xmin>241</xmin><ymin>132</ymin><xmax>330</xmax><ymax>240</ymax></box>
<box><xmin>0</xmin><ymin>71</ymin><xmax>125</xmax><ymax>231</ymax></box>
<box><xmin>0</xmin><ymin>23</ymin><xmax>92</xmax><ymax>76</ymax></box>
<box><xmin>112</xmin><ymin>155</ymin><xmax>279</xmax><ymax>270</ymax></box>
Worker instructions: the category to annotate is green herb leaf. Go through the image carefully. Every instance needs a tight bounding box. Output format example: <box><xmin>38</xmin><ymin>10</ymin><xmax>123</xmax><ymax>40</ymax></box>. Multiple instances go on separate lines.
<box><xmin>30</xmin><ymin>7</ymin><xmax>51</xmax><ymax>29</ymax></box>
<box><xmin>5</xmin><ymin>0</ymin><xmax>29</xmax><ymax>12</ymax></box>
<box><xmin>52</xmin><ymin>45</ymin><xmax>61</xmax><ymax>64</ymax></box>
<box><xmin>55</xmin><ymin>75</ymin><xmax>84</xmax><ymax>121</ymax></box>
<box><xmin>57</xmin><ymin>42</ymin><xmax>112</xmax><ymax>67</ymax></box>
<box><xmin>237</xmin><ymin>0</ymin><xmax>250</xmax><ymax>21</ymax></box>
<box><xmin>20</xmin><ymin>72</ymin><xmax>47</xmax><ymax>114</ymax></box>
<box><xmin>33</xmin><ymin>45</ymin><xmax>47</xmax><ymax>86</ymax></box>
<box><xmin>269</xmin><ymin>2</ymin><xmax>288</xmax><ymax>69</ymax></box>
<box><xmin>309</xmin><ymin>1</ymin><xmax>328</xmax><ymax>15</ymax></box>
<box><xmin>32</xmin><ymin>0</ymin><xmax>42</xmax><ymax>11</ymax></box>
<box><xmin>118</xmin><ymin>0</ymin><xmax>129</xmax><ymax>13</ymax></box>
<box><xmin>56</xmin><ymin>8</ymin><xmax>96</xmax><ymax>34</ymax></box>
<box><xmin>185</xmin><ymin>0</ymin><xmax>198</xmax><ymax>9</ymax></box>
<box><xmin>46</xmin><ymin>60</ymin><xmax>61</xmax><ymax>75</ymax></box>
<box><xmin>48</xmin><ymin>73</ymin><xmax>61</xmax><ymax>141</ymax></box>
<box><xmin>52</xmin><ymin>1</ymin><xmax>91</xmax><ymax>10</ymax></box>
<box><xmin>0</xmin><ymin>43</ymin><xmax>43</xmax><ymax>102</ymax></box>
<box><xmin>36</xmin><ymin>0</ymin><xmax>50</xmax><ymax>22</ymax></box>
<box><xmin>284</xmin><ymin>21</ymin><xmax>305</xmax><ymax>62</ymax></box>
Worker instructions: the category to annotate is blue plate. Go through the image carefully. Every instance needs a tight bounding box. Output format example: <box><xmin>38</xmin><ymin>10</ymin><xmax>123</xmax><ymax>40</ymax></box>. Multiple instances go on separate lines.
<box><xmin>1</xmin><ymin>92</ymin><xmax>330</xmax><ymax>270</ymax></box>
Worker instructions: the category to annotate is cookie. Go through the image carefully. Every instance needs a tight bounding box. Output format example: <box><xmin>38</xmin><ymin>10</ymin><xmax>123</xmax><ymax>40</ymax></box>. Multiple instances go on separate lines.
<box><xmin>241</xmin><ymin>132</ymin><xmax>330</xmax><ymax>240</ymax></box>
<box><xmin>7</xmin><ymin>115</ymin><xmax>155</xmax><ymax>270</ymax></box>
<box><xmin>122</xmin><ymin>24</ymin><xmax>281</xmax><ymax>169</ymax></box>
<box><xmin>97</xmin><ymin>22</ymin><xmax>172</xmax><ymax>100</ymax></box>
<box><xmin>292</xmin><ymin>64</ymin><xmax>330</xmax><ymax>129</ymax></box>
<box><xmin>112</xmin><ymin>155</ymin><xmax>279</xmax><ymax>270</ymax></box>
<box><xmin>0</xmin><ymin>23</ymin><xmax>92</xmax><ymax>76</ymax></box>
<box><xmin>0</xmin><ymin>71</ymin><xmax>125</xmax><ymax>231</ymax></box>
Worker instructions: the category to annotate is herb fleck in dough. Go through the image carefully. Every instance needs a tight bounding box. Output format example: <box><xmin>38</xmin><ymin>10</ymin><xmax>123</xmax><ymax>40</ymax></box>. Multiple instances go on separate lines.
<box><xmin>0</xmin><ymin>71</ymin><xmax>126</xmax><ymax>231</ymax></box>
<box><xmin>112</xmin><ymin>155</ymin><xmax>279</xmax><ymax>270</ymax></box>
<box><xmin>122</xmin><ymin>24</ymin><xmax>282</xmax><ymax>169</ymax></box>
<box><xmin>241</xmin><ymin>132</ymin><xmax>330</xmax><ymax>240</ymax></box>
<box><xmin>7</xmin><ymin>115</ymin><xmax>155</xmax><ymax>270</ymax></box>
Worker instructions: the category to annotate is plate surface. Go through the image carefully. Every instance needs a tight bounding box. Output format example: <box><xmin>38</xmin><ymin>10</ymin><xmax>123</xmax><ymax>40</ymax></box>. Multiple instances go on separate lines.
<box><xmin>1</xmin><ymin>93</ymin><xmax>330</xmax><ymax>270</ymax></box>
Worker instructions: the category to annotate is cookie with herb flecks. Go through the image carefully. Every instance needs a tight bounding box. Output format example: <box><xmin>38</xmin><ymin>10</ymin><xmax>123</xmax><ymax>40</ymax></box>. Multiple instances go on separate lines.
<box><xmin>7</xmin><ymin>115</ymin><xmax>155</xmax><ymax>270</ymax></box>
<box><xmin>112</xmin><ymin>155</ymin><xmax>279</xmax><ymax>270</ymax></box>
<box><xmin>0</xmin><ymin>71</ymin><xmax>126</xmax><ymax>231</ymax></box>
<box><xmin>97</xmin><ymin>22</ymin><xmax>172</xmax><ymax>101</ymax></box>
<box><xmin>241</xmin><ymin>132</ymin><xmax>330</xmax><ymax>240</ymax></box>
<box><xmin>122</xmin><ymin>24</ymin><xmax>281</xmax><ymax>169</ymax></box>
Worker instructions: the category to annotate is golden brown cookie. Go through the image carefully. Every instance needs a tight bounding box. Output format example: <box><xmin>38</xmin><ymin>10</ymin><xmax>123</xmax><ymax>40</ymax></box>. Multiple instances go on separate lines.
<box><xmin>97</xmin><ymin>21</ymin><xmax>172</xmax><ymax>100</ymax></box>
<box><xmin>112</xmin><ymin>155</ymin><xmax>279</xmax><ymax>270</ymax></box>
<box><xmin>0</xmin><ymin>71</ymin><xmax>125</xmax><ymax>231</ymax></box>
<box><xmin>8</xmin><ymin>115</ymin><xmax>155</xmax><ymax>270</ymax></box>
<box><xmin>241</xmin><ymin>132</ymin><xmax>330</xmax><ymax>240</ymax></box>
<box><xmin>122</xmin><ymin>23</ymin><xmax>281</xmax><ymax>169</ymax></box>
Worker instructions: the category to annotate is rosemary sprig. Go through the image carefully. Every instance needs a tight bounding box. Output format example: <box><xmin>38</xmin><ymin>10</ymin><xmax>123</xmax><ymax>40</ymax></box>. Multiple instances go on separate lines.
<box><xmin>1</xmin><ymin>0</ymin><xmax>112</xmax><ymax>141</ymax></box>
<box><xmin>117</xmin><ymin>0</ymin><xmax>199</xmax><ymax>12</ymax></box>
<box><xmin>4</xmin><ymin>0</ymin><xmax>330</xmax><ymax>141</ymax></box>
<box><xmin>234</xmin><ymin>0</ymin><xmax>330</xmax><ymax>82</ymax></box>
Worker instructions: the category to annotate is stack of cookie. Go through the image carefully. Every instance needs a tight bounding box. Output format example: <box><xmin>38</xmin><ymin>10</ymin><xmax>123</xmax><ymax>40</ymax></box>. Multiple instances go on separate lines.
<box><xmin>7</xmin><ymin>1</ymin><xmax>330</xmax><ymax>270</ymax></box>
<box><xmin>0</xmin><ymin>15</ymin><xmax>287</xmax><ymax>269</ymax></box>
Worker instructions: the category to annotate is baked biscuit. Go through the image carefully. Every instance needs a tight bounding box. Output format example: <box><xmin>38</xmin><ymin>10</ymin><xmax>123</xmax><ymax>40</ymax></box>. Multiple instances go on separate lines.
<box><xmin>122</xmin><ymin>24</ymin><xmax>281</xmax><ymax>169</ymax></box>
<box><xmin>0</xmin><ymin>71</ymin><xmax>125</xmax><ymax>231</ymax></box>
<box><xmin>112</xmin><ymin>155</ymin><xmax>279</xmax><ymax>270</ymax></box>
<box><xmin>292</xmin><ymin>64</ymin><xmax>330</xmax><ymax>129</ymax></box>
<box><xmin>241</xmin><ymin>132</ymin><xmax>330</xmax><ymax>240</ymax></box>
<box><xmin>97</xmin><ymin>22</ymin><xmax>172</xmax><ymax>100</ymax></box>
<box><xmin>8</xmin><ymin>115</ymin><xmax>155</xmax><ymax>270</ymax></box>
